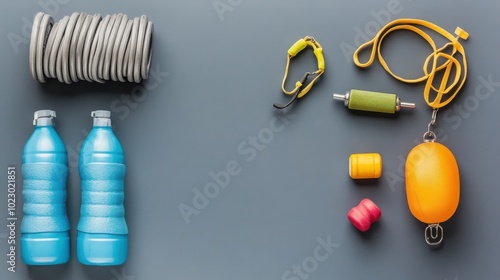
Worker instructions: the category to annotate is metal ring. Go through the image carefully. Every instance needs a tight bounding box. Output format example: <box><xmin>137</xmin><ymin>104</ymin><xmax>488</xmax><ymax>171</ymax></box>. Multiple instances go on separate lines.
<box><xmin>105</xmin><ymin>13</ymin><xmax>124</xmax><ymax>81</ymax></box>
<box><xmin>117</xmin><ymin>20</ymin><xmax>133</xmax><ymax>82</ymax></box>
<box><xmin>141</xmin><ymin>21</ymin><xmax>153</xmax><ymax>80</ymax></box>
<box><xmin>75</xmin><ymin>14</ymin><xmax>91</xmax><ymax>81</ymax></box>
<box><xmin>134</xmin><ymin>15</ymin><xmax>148</xmax><ymax>83</ymax></box>
<box><xmin>423</xmin><ymin>131</ymin><xmax>437</xmax><ymax>142</ymax></box>
<box><xmin>127</xmin><ymin>17</ymin><xmax>140</xmax><ymax>82</ymax></box>
<box><xmin>36</xmin><ymin>14</ymin><xmax>53</xmax><ymax>83</ymax></box>
<box><xmin>110</xmin><ymin>14</ymin><xmax>128</xmax><ymax>81</ymax></box>
<box><xmin>98</xmin><ymin>14</ymin><xmax>117</xmax><ymax>80</ymax></box>
<box><xmin>60</xmin><ymin>12</ymin><xmax>80</xmax><ymax>84</ymax></box>
<box><xmin>43</xmin><ymin>21</ymin><xmax>58</xmax><ymax>78</ymax></box>
<box><xmin>48</xmin><ymin>15</ymin><xmax>69</xmax><ymax>79</ymax></box>
<box><xmin>82</xmin><ymin>14</ymin><xmax>102</xmax><ymax>82</ymax></box>
<box><xmin>30</xmin><ymin>12</ymin><xmax>44</xmax><ymax>81</ymax></box>
<box><xmin>55</xmin><ymin>44</ymin><xmax>65</xmax><ymax>83</ymax></box>
<box><xmin>69</xmin><ymin>13</ymin><xmax>87</xmax><ymax>82</ymax></box>
<box><xmin>90</xmin><ymin>14</ymin><xmax>111</xmax><ymax>83</ymax></box>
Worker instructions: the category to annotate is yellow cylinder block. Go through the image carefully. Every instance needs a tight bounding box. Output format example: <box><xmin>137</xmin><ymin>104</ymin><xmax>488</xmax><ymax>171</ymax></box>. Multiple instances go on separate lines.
<box><xmin>349</xmin><ymin>153</ymin><xmax>382</xmax><ymax>179</ymax></box>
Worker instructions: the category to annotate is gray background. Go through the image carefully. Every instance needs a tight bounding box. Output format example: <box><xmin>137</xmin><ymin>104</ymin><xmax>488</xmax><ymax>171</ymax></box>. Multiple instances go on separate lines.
<box><xmin>1</xmin><ymin>0</ymin><xmax>499</xmax><ymax>279</ymax></box>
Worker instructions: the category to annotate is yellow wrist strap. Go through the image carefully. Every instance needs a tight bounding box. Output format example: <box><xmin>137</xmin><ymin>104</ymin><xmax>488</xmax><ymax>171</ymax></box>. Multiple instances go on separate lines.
<box><xmin>353</xmin><ymin>19</ymin><xmax>469</xmax><ymax>109</ymax></box>
<box><xmin>275</xmin><ymin>36</ymin><xmax>325</xmax><ymax>109</ymax></box>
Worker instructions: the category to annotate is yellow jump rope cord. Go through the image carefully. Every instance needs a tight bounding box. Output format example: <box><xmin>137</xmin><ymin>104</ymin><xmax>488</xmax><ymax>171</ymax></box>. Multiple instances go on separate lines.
<box><xmin>282</xmin><ymin>36</ymin><xmax>325</xmax><ymax>98</ymax></box>
<box><xmin>353</xmin><ymin>18</ymin><xmax>469</xmax><ymax>109</ymax></box>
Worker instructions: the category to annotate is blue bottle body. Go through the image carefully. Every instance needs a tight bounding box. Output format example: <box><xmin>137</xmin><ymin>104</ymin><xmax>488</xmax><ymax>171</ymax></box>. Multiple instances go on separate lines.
<box><xmin>77</xmin><ymin>114</ymin><xmax>128</xmax><ymax>266</ymax></box>
<box><xmin>21</xmin><ymin>113</ymin><xmax>70</xmax><ymax>265</ymax></box>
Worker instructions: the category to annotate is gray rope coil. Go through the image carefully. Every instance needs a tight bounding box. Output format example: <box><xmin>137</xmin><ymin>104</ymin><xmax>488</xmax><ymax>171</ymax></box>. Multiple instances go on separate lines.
<box><xmin>30</xmin><ymin>12</ymin><xmax>154</xmax><ymax>84</ymax></box>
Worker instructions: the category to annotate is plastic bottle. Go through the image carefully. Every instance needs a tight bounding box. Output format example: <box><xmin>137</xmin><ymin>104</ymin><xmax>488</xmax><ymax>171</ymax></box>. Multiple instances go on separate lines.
<box><xmin>77</xmin><ymin>110</ymin><xmax>128</xmax><ymax>266</ymax></box>
<box><xmin>21</xmin><ymin>110</ymin><xmax>70</xmax><ymax>265</ymax></box>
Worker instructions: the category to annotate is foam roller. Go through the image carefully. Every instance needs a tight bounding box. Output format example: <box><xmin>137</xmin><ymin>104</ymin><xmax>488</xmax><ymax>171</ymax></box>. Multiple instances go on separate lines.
<box><xmin>333</xmin><ymin>89</ymin><xmax>415</xmax><ymax>114</ymax></box>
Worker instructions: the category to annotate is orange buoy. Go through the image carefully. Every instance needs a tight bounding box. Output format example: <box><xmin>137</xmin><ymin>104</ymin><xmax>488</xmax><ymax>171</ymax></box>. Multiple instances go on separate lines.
<box><xmin>405</xmin><ymin>142</ymin><xmax>460</xmax><ymax>245</ymax></box>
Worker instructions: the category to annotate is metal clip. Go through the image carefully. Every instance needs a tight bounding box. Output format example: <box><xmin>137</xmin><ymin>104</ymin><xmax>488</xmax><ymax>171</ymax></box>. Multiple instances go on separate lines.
<box><xmin>305</xmin><ymin>36</ymin><xmax>319</xmax><ymax>47</ymax></box>
<box><xmin>425</xmin><ymin>224</ymin><xmax>443</xmax><ymax>246</ymax></box>
<box><xmin>276</xmin><ymin>36</ymin><xmax>325</xmax><ymax>109</ymax></box>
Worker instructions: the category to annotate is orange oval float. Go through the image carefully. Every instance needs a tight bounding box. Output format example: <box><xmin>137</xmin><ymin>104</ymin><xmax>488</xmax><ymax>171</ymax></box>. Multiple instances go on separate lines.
<box><xmin>405</xmin><ymin>142</ymin><xmax>460</xmax><ymax>224</ymax></box>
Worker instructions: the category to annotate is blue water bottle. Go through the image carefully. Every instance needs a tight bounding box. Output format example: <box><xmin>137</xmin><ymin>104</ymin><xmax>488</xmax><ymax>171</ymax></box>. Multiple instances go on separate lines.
<box><xmin>21</xmin><ymin>110</ymin><xmax>70</xmax><ymax>265</ymax></box>
<box><xmin>77</xmin><ymin>110</ymin><xmax>128</xmax><ymax>266</ymax></box>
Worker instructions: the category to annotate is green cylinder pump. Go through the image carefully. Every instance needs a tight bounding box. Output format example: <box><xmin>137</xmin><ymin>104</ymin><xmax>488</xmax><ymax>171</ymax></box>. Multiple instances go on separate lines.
<box><xmin>333</xmin><ymin>89</ymin><xmax>415</xmax><ymax>114</ymax></box>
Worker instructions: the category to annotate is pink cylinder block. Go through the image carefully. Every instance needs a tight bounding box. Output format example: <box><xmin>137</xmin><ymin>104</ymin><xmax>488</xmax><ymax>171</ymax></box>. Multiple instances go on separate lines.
<box><xmin>348</xmin><ymin>198</ymin><xmax>381</xmax><ymax>232</ymax></box>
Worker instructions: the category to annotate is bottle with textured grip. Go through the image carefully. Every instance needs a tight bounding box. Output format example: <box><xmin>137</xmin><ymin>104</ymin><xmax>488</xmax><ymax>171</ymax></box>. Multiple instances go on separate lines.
<box><xmin>21</xmin><ymin>110</ymin><xmax>70</xmax><ymax>265</ymax></box>
<box><xmin>77</xmin><ymin>110</ymin><xmax>128</xmax><ymax>266</ymax></box>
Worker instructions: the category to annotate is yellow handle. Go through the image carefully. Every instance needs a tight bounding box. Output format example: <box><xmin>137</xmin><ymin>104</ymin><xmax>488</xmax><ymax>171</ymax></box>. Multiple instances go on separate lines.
<box><xmin>314</xmin><ymin>48</ymin><xmax>325</xmax><ymax>71</ymax></box>
<box><xmin>288</xmin><ymin>39</ymin><xmax>307</xmax><ymax>57</ymax></box>
<box><xmin>353</xmin><ymin>19</ymin><xmax>468</xmax><ymax>109</ymax></box>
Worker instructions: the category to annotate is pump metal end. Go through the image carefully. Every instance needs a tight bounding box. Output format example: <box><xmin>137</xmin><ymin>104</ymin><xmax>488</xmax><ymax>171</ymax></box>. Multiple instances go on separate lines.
<box><xmin>333</xmin><ymin>92</ymin><xmax>350</xmax><ymax>107</ymax></box>
<box><xmin>396</xmin><ymin>98</ymin><xmax>416</xmax><ymax>112</ymax></box>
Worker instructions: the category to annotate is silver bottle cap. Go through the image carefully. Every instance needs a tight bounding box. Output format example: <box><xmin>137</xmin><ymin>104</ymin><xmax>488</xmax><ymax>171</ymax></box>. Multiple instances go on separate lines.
<box><xmin>91</xmin><ymin>110</ymin><xmax>112</xmax><ymax>126</ymax></box>
<box><xmin>33</xmin><ymin>110</ymin><xmax>56</xmax><ymax>126</ymax></box>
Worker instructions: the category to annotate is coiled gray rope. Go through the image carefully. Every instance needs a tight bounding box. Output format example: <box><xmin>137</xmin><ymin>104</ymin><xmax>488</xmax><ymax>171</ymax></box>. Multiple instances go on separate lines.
<box><xmin>30</xmin><ymin>12</ymin><xmax>154</xmax><ymax>84</ymax></box>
